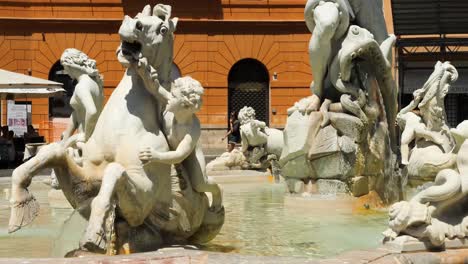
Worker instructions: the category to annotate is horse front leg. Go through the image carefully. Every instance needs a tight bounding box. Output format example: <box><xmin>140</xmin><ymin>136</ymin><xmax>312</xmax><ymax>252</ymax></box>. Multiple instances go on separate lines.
<box><xmin>80</xmin><ymin>162</ymin><xmax>125</xmax><ymax>253</ymax></box>
<box><xmin>9</xmin><ymin>143</ymin><xmax>66</xmax><ymax>233</ymax></box>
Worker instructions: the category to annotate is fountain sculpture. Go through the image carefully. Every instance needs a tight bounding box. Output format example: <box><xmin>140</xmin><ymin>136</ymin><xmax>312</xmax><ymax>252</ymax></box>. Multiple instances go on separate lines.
<box><xmin>397</xmin><ymin>61</ymin><xmax>458</xmax><ymax>182</ymax></box>
<box><xmin>384</xmin><ymin>62</ymin><xmax>468</xmax><ymax>251</ymax></box>
<box><xmin>206</xmin><ymin>107</ymin><xmax>283</xmax><ymax>180</ymax></box>
<box><xmin>279</xmin><ymin>0</ymin><xmax>399</xmax><ymax>200</ymax></box>
<box><xmin>8</xmin><ymin>4</ymin><xmax>224</xmax><ymax>255</ymax></box>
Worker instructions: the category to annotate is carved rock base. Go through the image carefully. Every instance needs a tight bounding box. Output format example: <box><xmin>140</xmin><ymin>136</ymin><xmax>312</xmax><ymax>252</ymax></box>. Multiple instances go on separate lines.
<box><xmin>384</xmin><ymin>235</ymin><xmax>468</xmax><ymax>253</ymax></box>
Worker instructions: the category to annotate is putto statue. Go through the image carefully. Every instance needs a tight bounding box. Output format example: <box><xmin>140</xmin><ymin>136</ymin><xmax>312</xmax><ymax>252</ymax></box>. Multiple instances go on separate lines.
<box><xmin>383</xmin><ymin>62</ymin><xmax>468</xmax><ymax>250</ymax></box>
<box><xmin>8</xmin><ymin>4</ymin><xmax>224</xmax><ymax>255</ymax></box>
<box><xmin>397</xmin><ymin>61</ymin><xmax>458</xmax><ymax>181</ymax></box>
<box><xmin>280</xmin><ymin>0</ymin><xmax>398</xmax><ymax>199</ymax></box>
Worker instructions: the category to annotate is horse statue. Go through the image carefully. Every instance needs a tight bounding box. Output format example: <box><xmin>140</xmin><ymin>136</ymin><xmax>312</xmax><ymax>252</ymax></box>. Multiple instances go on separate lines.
<box><xmin>8</xmin><ymin>4</ymin><xmax>224</xmax><ymax>254</ymax></box>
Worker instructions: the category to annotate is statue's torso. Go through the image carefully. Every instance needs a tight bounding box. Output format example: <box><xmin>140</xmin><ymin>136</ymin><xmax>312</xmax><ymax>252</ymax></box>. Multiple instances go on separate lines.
<box><xmin>241</xmin><ymin>123</ymin><xmax>268</xmax><ymax>147</ymax></box>
<box><xmin>81</xmin><ymin>73</ymin><xmax>170</xmax><ymax>178</ymax></box>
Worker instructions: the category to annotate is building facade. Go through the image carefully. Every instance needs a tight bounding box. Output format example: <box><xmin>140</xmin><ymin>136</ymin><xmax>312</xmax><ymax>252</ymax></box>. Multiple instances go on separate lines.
<box><xmin>0</xmin><ymin>0</ymin><xmax>428</xmax><ymax>151</ymax></box>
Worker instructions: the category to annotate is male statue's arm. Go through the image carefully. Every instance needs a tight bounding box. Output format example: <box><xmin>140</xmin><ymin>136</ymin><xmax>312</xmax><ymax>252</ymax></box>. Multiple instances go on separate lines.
<box><xmin>136</xmin><ymin>58</ymin><xmax>171</xmax><ymax>103</ymax></box>
<box><xmin>140</xmin><ymin>134</ymin><xmax>196</xmax><ymax>165</ymax></box>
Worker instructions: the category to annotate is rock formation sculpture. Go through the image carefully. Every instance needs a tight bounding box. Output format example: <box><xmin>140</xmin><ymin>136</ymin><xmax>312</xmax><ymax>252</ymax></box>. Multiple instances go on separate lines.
<box><xmin>280</xmin><ymin>0</ymin><xmax>399</xmax><ymax>200</ymax></box>
<box><xmin>8</xmin><ymin>4</ymin><xmax>224</xmax><ymax>255</ymax></box>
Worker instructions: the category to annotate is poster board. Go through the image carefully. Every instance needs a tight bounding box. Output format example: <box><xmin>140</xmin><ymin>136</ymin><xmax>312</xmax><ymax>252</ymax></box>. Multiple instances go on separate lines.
<box><xmin>7</xmin><ymin>100</ymin><xmax>31</xmax><ymax>136</ymax></box>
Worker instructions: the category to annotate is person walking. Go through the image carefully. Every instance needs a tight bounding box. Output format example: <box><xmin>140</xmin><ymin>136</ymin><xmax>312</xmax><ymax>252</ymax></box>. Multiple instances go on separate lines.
<box><xmin>222</xmin><ymin>111</ymin><xmax>241</xmax><ymax>152</ymax></box>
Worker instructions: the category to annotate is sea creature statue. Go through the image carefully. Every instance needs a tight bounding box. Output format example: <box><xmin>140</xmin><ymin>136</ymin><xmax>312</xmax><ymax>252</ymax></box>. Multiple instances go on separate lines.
<box><xmin>280</xmin><ymin>0</ymin><xmax>398</xmax><ymax>200</ymax></box>
<box><xmin>238</xmin><ymin>106</ymin><xmax>283</xmax><ymax>179</ymax></box>
<box><xmin>397</xmin><ymin>61</ymin><xmax>458</xmax><ymax>181</ymax></box>
<box><xmin>8</xmin><ymin>4</ymin><xmax>224</xmax><ymax>255</ymax></box>
<box><xmin>206</xmin><ymin>149</ymin><xmax>247</xmax><ymax>171</ymax></box>
<box><xmin>383</xmin><ymin>120</ymin><xmax>468</xmax><ymax>249</ymax></box>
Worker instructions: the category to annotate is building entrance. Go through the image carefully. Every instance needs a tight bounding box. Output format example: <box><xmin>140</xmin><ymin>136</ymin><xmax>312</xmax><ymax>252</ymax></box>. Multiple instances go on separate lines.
<box><xmin>228</xmin><ymin>58</ymin><xmax>269</xmax><ymax>125</ymax></box>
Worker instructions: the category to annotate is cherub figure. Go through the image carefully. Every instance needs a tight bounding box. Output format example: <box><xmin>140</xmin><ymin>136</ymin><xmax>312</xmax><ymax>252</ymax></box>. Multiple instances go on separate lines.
<box><xmin>139</xmin><ymin>76</ymin><xmax>222</xmax><ymax>211</ymax></box>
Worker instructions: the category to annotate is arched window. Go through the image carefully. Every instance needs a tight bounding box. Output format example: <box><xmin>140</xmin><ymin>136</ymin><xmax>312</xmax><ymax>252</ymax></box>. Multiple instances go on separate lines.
<box><xmin>228</xmin><ymin>58</ymin><xmax>269</xmax><ymax>125</ymax></box>
<box><xmin>48</xmin><ymin>61</ymin><xmax>76</xmax><ymax>117</ymax></box>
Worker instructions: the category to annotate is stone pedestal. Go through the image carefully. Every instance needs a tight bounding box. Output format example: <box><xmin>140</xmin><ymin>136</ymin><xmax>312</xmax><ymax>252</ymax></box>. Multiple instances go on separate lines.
<box><xmin>384</xmin><ymin>235</ymin><xmax>468</xmax><ymax>253</ymax></box>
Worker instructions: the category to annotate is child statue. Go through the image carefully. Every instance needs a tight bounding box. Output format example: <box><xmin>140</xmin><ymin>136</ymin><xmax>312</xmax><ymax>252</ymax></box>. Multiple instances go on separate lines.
<box><xmin>138</xmin><ymin>76</ymin><xmax>222</xmax><ymax>211</ymax></box>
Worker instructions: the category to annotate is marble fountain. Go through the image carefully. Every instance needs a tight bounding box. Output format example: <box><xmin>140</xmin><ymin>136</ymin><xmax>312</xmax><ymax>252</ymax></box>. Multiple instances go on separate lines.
<box><xmin>2</xmin><ymin>1</ymin><xmax>468</xmax><ymax>263</ymax></box>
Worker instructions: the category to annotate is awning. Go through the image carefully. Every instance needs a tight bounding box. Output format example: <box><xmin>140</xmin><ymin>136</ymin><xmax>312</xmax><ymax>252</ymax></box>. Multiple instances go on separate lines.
<box><xmin>391</xmin><ymin>0</ymin><xmax>468</xmax><ymax>36</ymax></box>
<box><xmin>0</xmin><ymin>69</ymin><xmax>65</xmax><ymax>99</ymax></box>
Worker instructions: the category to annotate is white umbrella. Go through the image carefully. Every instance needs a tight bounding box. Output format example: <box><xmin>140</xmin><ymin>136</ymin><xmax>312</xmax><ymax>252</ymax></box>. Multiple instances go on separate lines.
<box><xmin>0</xmin><ymin>69</ymin><xmax>65</xmax><ymax>99</ymax></box>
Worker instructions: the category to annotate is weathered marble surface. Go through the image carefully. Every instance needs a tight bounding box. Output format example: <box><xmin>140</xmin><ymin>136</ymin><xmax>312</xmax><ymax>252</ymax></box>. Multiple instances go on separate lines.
<box><xmin>384</xmin><ymin>118</ymin><xmax>468</xmax><ymax>249</ymax></box>
<box><xmin>280</xmin><ymin>0</ymin><xmax>398</xmax><ymax>201</ymax></box>
<box><xmin>206</xmin><ymin>149</ymin><xmax>246</xmax><ymax>171</ymax></box>
<box><xmin>206</xmin><ymin>107</ymin><xmax>283</xmax><ymax>181</ymax></box>
<box><xmin>49</xmin><ymin>48</ymin><xmax>104</xmax><ymax>188</ymax></box>
<box><xmin>8</xmin><ymin>4</ymin><xmax>224</xmax><ymax>255</ymax></box>
<box><xmin>397</xmin><ymin>61</ymin><xmax>458</xmax><ymax>181</ymax></box>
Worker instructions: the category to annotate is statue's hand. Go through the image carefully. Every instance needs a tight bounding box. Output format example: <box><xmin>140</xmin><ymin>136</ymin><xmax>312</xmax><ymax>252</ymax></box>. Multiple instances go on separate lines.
<box><xmin>138</xmin><ymin>147</ymin><xmax>161</xmax><ymax>164</ymax></box>
<box><xmin>135</xmin><ymin>58</ymin><xmax>160</xmax><ymax>88</ymax></box>
<box><xmin>75</xmin><ymin>133</ymin><xmax>86</xmax><ymax>143</ymax></box>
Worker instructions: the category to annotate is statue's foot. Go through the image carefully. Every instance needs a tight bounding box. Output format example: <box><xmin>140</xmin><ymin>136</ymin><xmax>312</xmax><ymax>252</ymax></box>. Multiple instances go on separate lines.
<box><xmin>8</xmin><ymin>188</ymin><xmax>39</xmax><ymax>233</ymax></box>
<box><xmin>79</xmin><ymin>198</ymin><xmax>111</xmax><ymax>253</ymax></box>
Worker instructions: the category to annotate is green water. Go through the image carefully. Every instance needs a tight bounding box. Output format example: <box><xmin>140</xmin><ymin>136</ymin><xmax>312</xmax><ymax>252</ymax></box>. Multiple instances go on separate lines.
<box><xmin>0</xmin><ymin>180</ymin><xmax>388</xmax><ymax>258</ymax></box>
<box><xmin>204</xmin><ymin>183</ymin><xmax>387</xmax><ymax>258</ymax></box>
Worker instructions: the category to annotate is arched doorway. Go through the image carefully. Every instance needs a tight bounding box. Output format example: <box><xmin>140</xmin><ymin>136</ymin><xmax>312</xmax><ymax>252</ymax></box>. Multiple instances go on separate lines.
<box><xmin>228</xmin><ymin>59</ymin><xmax>269</xmax><ymax>125</ymax></box>
<box><xmin>48</xmin><ymin>60</ymin><xmax>76</xmax><ymax>117</ymax></box>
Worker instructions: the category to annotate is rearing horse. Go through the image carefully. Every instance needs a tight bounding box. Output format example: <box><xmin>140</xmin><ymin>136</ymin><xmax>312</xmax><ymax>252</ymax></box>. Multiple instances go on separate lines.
<box><xmin>9</xmin><ymin>4</ymin><xmax>222</xmax><ymax>253</ymax></box>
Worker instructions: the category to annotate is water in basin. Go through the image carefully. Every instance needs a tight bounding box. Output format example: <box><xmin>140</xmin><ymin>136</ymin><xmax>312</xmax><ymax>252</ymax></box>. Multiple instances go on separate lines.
<box><xmin>0</xmin><ymin>179</ymin><xmax>388</xmax><ymax>259</ymax></box>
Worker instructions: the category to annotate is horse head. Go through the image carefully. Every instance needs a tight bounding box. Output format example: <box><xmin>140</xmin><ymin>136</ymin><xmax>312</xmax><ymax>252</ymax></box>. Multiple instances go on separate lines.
<box><xmin>117</xmin><ymin>4</ymin><xmax>178</xmax><ymax>84</ymax></box>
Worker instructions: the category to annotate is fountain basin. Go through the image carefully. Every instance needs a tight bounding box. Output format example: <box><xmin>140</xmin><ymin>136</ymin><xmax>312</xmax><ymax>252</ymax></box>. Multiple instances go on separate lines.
<box><xmin>0</xmin><ymin>174</ymin><xmax>388</xmax><ymax>260</ymax></box>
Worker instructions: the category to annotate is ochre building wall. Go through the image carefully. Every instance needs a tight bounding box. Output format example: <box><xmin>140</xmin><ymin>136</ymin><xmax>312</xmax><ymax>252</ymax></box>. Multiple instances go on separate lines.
<box><xmin>0</xmin><ymin>0</ymin><xmax>394</xmax><ymax>139</ymax></box>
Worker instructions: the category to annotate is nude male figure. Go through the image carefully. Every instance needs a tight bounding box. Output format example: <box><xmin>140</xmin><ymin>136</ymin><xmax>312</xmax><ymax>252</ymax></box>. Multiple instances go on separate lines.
<box><xmin>139</xmin><ymin>76</ymin><xmax>222</xmax><ymax>211</ymax></box>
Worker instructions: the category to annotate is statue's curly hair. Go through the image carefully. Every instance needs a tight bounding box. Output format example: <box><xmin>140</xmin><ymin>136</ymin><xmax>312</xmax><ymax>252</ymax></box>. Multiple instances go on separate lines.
<box><xmin>60</xmin><ymin>48</ymin><xmax>103</xmax><ymax>88</ymax></box>
<box><xmin>238</xmin><ymin>106</ymin><xmax>256</xmax><ymax>125</ymax></box>
<box><xmin>173</xmin><ymin>76</ymin><xmax>204</xmax><ymax>111</ymax></box>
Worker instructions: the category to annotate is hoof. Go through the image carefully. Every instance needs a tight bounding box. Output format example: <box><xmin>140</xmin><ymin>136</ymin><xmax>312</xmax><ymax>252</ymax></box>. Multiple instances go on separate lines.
<box><xmin>8</xmin><ymin>191</ymin><xmax>39</xmax><ymax>233</ymax></box>
<box><xmin>80</xmin><ymin>228</ymin><xmax>107</xmax><ymax>254</ymax></box>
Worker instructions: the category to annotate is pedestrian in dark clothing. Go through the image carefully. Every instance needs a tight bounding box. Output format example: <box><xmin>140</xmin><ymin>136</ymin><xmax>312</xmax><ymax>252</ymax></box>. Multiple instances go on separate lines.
<box><xmin>222</xmin><ymin>111</ymin><xmax>241</xmax><ymax>152</ymax></box>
